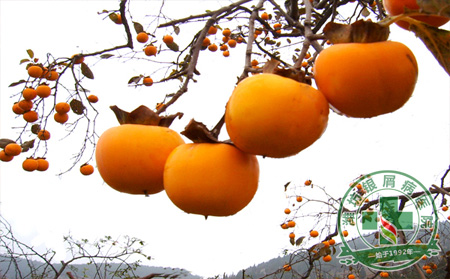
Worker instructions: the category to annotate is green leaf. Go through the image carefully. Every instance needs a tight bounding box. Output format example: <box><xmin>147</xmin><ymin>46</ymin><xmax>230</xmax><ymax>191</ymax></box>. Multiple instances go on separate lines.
<box><xmin>81</xmin><ymin>62</ymin><xmax>94</xmax><ymax>79</ymax></box>
<box><xmin>9</xmin><ymin>79</ymin><xmax>27</xmax><ymax>87</ymax></box>
<box><xmin>133</xmin><ymin>21</ymin><xmax>144</xmax><ymax>34</ymax></box>
<box><xmin>26</xmin><ymin>49</ymin><xmax>34</xmax><ymax>59</ymax></box>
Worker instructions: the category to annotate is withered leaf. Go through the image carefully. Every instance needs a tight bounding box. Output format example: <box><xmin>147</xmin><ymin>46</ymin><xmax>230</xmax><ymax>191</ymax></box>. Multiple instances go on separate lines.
<box><xmin>410</xmin><ymin>23</ymin><xmax>450</xmax><ymax>75</ymax></box>
<box><xmin>262</xmin><ymin>58</ymin><xmax>281</xmax><ymax>74</ymax></box>
<box><xmin>296</xmin><ymin>236</ymin><xmax>305</xmax><ymax>246</ymax></box>
<box><xmin>0</xmin><ymin>139</ymin><xmax>16</xmax><ymax>149</ymax></box>
<box><xmin>133</xmin><ymin>22</ymin><xmax>144</xmax><ymax>34</ymax></box>
<box><xmin>9</xmin><ymin>79</ymin><xmax>27</xmax><ymax>87</ymax></box>
<box><xmin>20</xmin><ymin>59</ymin><xmax>30</xmax><ymax>65</ymax></box>
<box><xmin>180</xmin><ymin>119</ymin><xmax>220</xmax><ymax>143</ymax></box>
<box><xmin>31</xmin><ymin>124</ymin><xmax>41</xmax><ymax>134</ymax></box>
<box><xmin>416</xmin><ymin>0</ymin><xmax>450</xmax><ymax>18</ymax></box>
<box><xmin>21</xmin><ymin>139</ymin><xmax>35</xmax><ymax>152</ymax></box>
<box><xmin>128</xmin><ymin>75</ymin><xmax>142</xmax><ymax>84</ymax></box>
<box><xmin>26</xmin><ymin>49</ymin><xmax>34</xmax><ymax>59</ymax></box>
<box><xmin>323</xmin><ymin>20</ymin><xmax>389</xmax><ymax>44</ymax></box>
<box><xmin>81</xmin><ymin>62</ymin><xmax>94</xmax><ymax>79</ymax></box>
<box><xmin>284</xmin><ymin>181</ymin><xmax>291</xmax><ymax>191</ymax></box>
<box><xmin>100</xmin><ymin>54</ymin><xmax>114</xmax><ymax>59</ymax></box>
<box><xmin>70</xmin><ymin>99</ymin><xmax>86</xmax><ymax>115</ymax></box>
<box><xmin>109</xmin><ymin>13</ymin><xmax>119</xmax><ymax>23</ymax></box>
<box><xmin>173</xmin><ymin>25</ymin><xmax>181</xmax><ymax>35</ymax></box>
<box><xmin>290</xmin><ymin>238</ymin><xmax>295</xmax><ymax>246</ymax></box>
<box><xmin>166</xmin><ymin>42</ymin><xmax>179</xmax><ymax>52</ymax></box>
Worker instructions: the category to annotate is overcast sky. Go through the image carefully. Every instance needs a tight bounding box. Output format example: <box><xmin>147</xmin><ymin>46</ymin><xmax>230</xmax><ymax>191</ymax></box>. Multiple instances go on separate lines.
<box><xmin>0</xmin><ymin>1</ymin><xmax>449</xmax><ymax>277</ymax></box>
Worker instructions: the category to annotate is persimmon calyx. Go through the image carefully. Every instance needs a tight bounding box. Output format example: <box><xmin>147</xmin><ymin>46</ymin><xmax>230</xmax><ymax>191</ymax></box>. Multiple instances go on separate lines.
<box><xmin>110</xmin><ymin>105</ymin><xmax>183</xmax><ymax>127</ymax></box>
<box><xmin>323</xmin><ymin>19</ymin><xmax>390</xmax><ymax>44</ymax></box>
<box><xmin>261</xmin><ymin>58</ymin><xmax>311</xmax><ymax>84</ymax></box>
<box><xmin>180</xmin><ymin>119</ymin><xmax>221</xmax><ymax>144</ymax></box>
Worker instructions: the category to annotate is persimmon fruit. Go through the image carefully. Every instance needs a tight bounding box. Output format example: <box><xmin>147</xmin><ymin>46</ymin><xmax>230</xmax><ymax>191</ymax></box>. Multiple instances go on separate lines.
<box><xmin>54</xmin><ymin>112</ymin><xmax>69</xmax><ymax>124</ymax></box>
<box><xmin>222</xmin><ymin>28</ymin><xmax>231</xmax><ymax>37</ymax></box>
<box><xmin>144</xmin><ymin>45</ymin><xmax>157</xmax><ymax>56</ymax></box>
<box><xmin>283</xmin><ymin>264</ymin><xmax>292</xmax><ymax>271</ymax></box>
<box><xmin>55</xmin><ymin>102</ymin><xmax>70</xmax><ymax>114</ymax></box>
<box><xmin>36</xmin><ymin>158</ymin><xmax>49</xmax><ymax>171</ymax></box>
<box><xmin>12</xmin><ymin>103</ymin><xmax>25</xmax><ymax>115</ymax></box>
<box><xmin>23</xmin><ymin>158</ymin><xmax>38</xmax><ymax>172</ymax></box>
<box><xmin>225</xmin><ymin>73</ymin><xmax>329</xmax><ymax>158</ymax></box>
<box><xmin>323</xmin><ymin>255</ymin><xmax>332</xmax><ymax>262</ymax></box>
<box><xmin>18</xmin><ymin>100</ymin><xmax>33</xmax><ymax>112</ymax></box>
<box><xmin>5</xmin><ymin>143</ymin><xmax>22</xmax><ymax>156</ymax></box>
<box><xmin>310</xmin><ymin>230</ymin><xmax>319</xmax><ymax>237</ymax></box>
<box><xmin>22</xmin><ymin>88</ymin><xmax>37</xmax><ymax>101</ymax></box>
<box><xmin>163</xmin><ymin>35</ymin><xmax>174</xmax><ymax>44</ymax></box>
<box><xmin>80</xmin><ymin>164</ymin><xmax>94</xmax><ymax>175</ymax></box>
<box><xmin>87</xmin><ymin>95</ymin><xmax>99</xmax><ymax>103</ymax></box>
<box><xmin>96</xmin><ymin>124</ymin><xmax>185</xmax><ymax>195</ymax></box>
<box><xmin>143</xmin><ymin>77</ymin><xmax>153</xmax><ymax>86</ymax></box>
<box><xmin>0</xmin><ymin>150</ymin><xmax>13</xmax><ymax>162</ymax></box>
<box><xmin>36</xmin><ymin>84</ymin><xmax>51</xmax><ymax>98</ymax></box>
<box><xmin>23</xmin><ymin>111</ymin><xmax>38</xmax><ymax>123</ymax></box>
<box><xmin>208</xmin><ymin>44</ymin><xmax>218</xmax><ymax>52</ymax></box>
<box><xmin>314</xmin><ymin>41</ymin><xmax>418</xmax><ymax>118</ymax></box>
<box><xmin>136</xmin><ymin>32</ymin><xmax>149</xmax><ymax>43</ymax></box>
<box><xmin>383</xmin><ymin>0</ymin><xmax>449</xmax><ymax>29</ymax></box>
<box><xmin>37</xmin><ymin>130</ymin><xmax>50</xmax><ymax>141</ymax></box>
<box><xmin>208</xmin><ymin>26</ymin><xmax>217</xmax><ymax>35</ymax></box>
<box><xmin>163</xmin><ymin>143</ymin><xmax>259</xmax><ymax>217</ymax></box>
<box><xmin>27</xmin><ymin>65</ymin><xmax>43</xmax><ymax>78</ymax></box>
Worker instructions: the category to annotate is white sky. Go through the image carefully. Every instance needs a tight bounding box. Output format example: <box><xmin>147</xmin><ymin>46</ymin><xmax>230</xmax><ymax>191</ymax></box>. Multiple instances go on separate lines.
<box><xmin>0</xmin><ymin>1</ymin><xmax>449</xmax><ymax>278</ymax></box>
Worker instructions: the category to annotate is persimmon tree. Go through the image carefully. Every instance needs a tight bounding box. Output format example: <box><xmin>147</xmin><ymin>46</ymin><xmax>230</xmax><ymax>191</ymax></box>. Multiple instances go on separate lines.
<box><xmin>0</xmin><ymin>0</ymin><xmax>449</xmax><ymax>278</ymax></box>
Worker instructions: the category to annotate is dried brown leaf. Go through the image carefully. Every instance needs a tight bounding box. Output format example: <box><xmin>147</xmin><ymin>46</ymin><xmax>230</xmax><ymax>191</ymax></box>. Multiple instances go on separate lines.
<box><xmin>0</xmin><ymin>139</ymin><xmax>16</xmax><ymax>149</ymax></box>
<box><xmin>70</xmin><ymin>99</ymin><xmax>86</xmax><ymax>115</ymax></box>
<box><xmin>133</xmin><ymin>22</ymin><xmax>144</xmax><ymax>34</ymax></box>
<box><xmin>410</xmin><ymin>22</ymin><xmax>450</xmax><ymax>75</ymax></box>
<box><xmin>110</xmin><ymin>105</ymin><xmax>160</xmax><ymax>126</ymax></box>
<box><xmin>21</xmin><ymin>139</ymin><xmax>35</xmax><ymax>152</ymax></box>
<box><xmin>81</xmin><ymin>62</ymin><xmax>94</xmax><ymax>79</ymax></box>
<box><xmin>416</xmin><ymin>0</ymin><xmax>450</xmax><ymax>17</ymax></box>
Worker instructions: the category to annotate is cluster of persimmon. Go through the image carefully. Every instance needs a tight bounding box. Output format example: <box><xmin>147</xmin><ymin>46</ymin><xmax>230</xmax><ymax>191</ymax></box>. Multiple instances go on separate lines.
<box><xmin>201</xmin><ymin>25</ymin><xmax>244</xmax><ymax>57</ymax></box>
<box><xmin>1</xmin><ymin>53</ymin><xmax>98</xmax><ymax>175</ymax></box>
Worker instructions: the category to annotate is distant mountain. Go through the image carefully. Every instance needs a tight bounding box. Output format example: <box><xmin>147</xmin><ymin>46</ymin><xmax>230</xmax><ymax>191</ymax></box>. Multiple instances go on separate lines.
<box><xmin>225</xmin><ymin>221</ymin><xmax>450</xmax><ymax>279</ymax></box>
<box><xmin>0</xmin><ymin>258</ymin><xmax>202</xmax><ymax>279</ymax></box>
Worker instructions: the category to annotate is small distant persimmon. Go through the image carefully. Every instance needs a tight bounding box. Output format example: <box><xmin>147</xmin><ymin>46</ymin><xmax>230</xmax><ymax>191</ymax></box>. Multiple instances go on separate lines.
<box><xmin>54</xmin><ymin>112</ymin><xmax>69</xmax><ymax>124</ymax></box>
<box><xmin>18</xmin><ymin>100</ymin><xmax>33</xmax><ymax>112</ymax></box>
<box><xmin>310</xmin><ymin>230</ymin><xmax>319</xmax><ymax>238</ymax></box>
<box><xmin>22</xmin><ymin>88</ymin><xmax>37</xmax><ymax>101</ymax></box>
<box><xmin>222</xmin><ymin>28</ymin><xmax>231</xmax><ymax>37</ymax></box>
<box><xmin>36</xmin><ymin>84</ymin><xmax>51</xmax><ymax>98</ymax></box>
<box><xmin>23</xmin><ymin>111</ymin><xmax>39</xmax><ymax>123</ymax></box>
<box><xmin>322</xmin><ymin>255</ymin><xmax>332</xmax><ymax>262</ymax></box>
<box><xmin>80</xmin><ymin>164</ymin><xmax>94</xmax><ymax>175</ymax></box>
<box><xmin>36</xmin><ymin>158</ymin><xmax>49</xmax><ymax>171</ymax></box>
<box><xmin>37</xmin><ymin>130</ymin><xmax>51</xmax><ymax>141</ymax></box>
<box><xmin>72</xmin><ymin>54</ymin><xmax>85</xmax><ymax>64</ymax></box>
<box><xmin>222</xmin><ymin>50</ymin><xmax>230</xmax><ymax>57</ymax></box>
<box><xmin>55</xmin><ymin>102</ymin><xmax>70</xmax><ymax>114</ymax></box>
<box><xmin>22</xmin><ymin>158</ymin><xmax>38</xmax><ymax>172</ymax></box>
<box><xmin>163</xmin><ymin>35</ymin><xmax>174</xmax><ymax>44</ymax></box>
<box><xmin>144</xmin><ymin>45</ymin><xmax>157</xmax><ymax>56</ymax></box>
<box><xmin>208</xmin><ymin>44</ymin><xmax>218</xmax><ymax>52</ymax></box>
<box><xmin>287</xmin><ymin>220</ymin><xmax>296</xmax><ymax>227</ymax></box>
<box><xmin>220</xmin><ymin>44</ymin><xmax>228</xmax><ymax>51</ymax></box>
<box><xmin>45</xmin><ymin>71</ymin><xmax>59</xmax><ymax>81</ymax></box>
<box><xmin>143</xmin><ymin>77</ymin><xmax>153</xmax><ymax>86</ymax></box>
<box><xmin>289</xmin><ymin>232</ymin><xmax>295</xmax><ymax>239</ymax></box>
<box><xmin>27</xmin><ymin>65</ymin><xmax>43</xmax><ymax>78</ymax></box>
<box><xmin>284</xmin><ymin>208</ymin><xmax>291</xmax><ymax>214</ymax></box>
<box><xmin>0</xmin><ymin>150</ymin><xmax>13</xmax><ymax>162</ymax></box>
<box><xmin>202</xmin><ymin>37</ymin><xmax>211</xmax><ymax>47</ymax></box>
<box><xmin>296</xmin><ymin>196</ymin><xmax>303</xmax><ymax>202</ymax></box>
<box><xmin>261</xmin><ymin>12</ymin><xmax>269</xmax><ymax>20</ymax></box>
<box><xmin>5</xmin><ymin>143</ymin><xmax>22</xmax><ymax>156</ymax></box>
<box><xmin>227</xmin><ymin>40</ymin><xmax>236</xmax><ymax>49</ymax></box>
<box><xmin>208</xmin><ymin>26</ymin><xmax>217</xmax><ymax>35</ymax></box>
<box><xmin>136</xmin><ymin>32</ymin><xmax>149</xmax><ymax>43</ymax></box>
<box><xmin>87</xmin><ymin>95</ymin><xmax>99</xmax><ymax>103</ymax></box>
<box><xmin>12</xmin><ymin>103</ymin><xmax>25</xmax><ymax>115</ymax></box>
